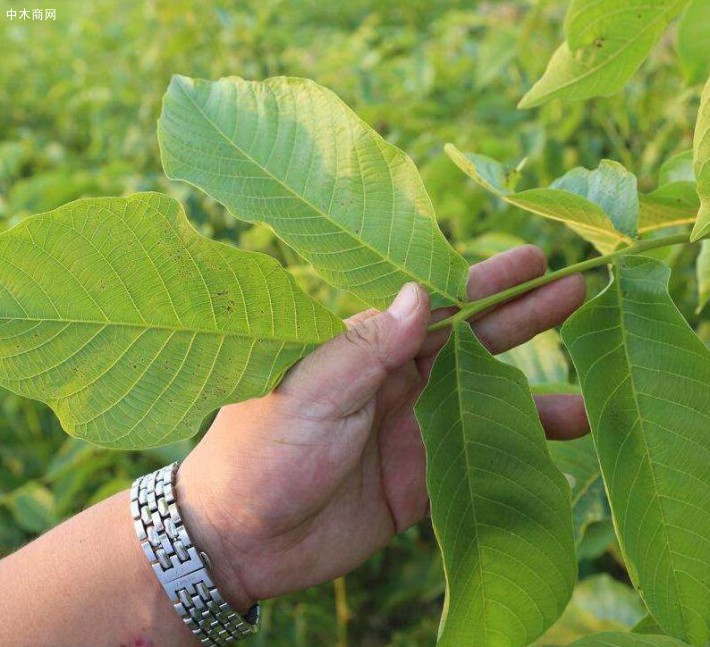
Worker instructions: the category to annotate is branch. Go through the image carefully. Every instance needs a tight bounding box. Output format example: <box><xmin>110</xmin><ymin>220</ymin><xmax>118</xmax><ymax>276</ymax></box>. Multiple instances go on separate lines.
<box><xmin>428</xmin><ymin>233</ymin><xmax>692</xmax><ymax>332</ymax></box>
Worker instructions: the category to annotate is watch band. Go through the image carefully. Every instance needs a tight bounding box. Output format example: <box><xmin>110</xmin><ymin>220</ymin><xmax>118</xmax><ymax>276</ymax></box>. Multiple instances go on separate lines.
<box><xmin>131</xmin><ymin>463</ymin><xmax>260</xmax><ymax>645</ymax></box>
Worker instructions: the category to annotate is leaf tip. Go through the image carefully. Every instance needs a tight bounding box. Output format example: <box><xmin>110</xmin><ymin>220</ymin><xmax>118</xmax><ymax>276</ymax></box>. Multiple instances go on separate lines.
<box><xmin>170</xmin><ymin>73</ymin><xmax>193</xmax><ymax>87</ymax></box>
<box><xmin>691</xmin><ymin>220</ymin><xmax>710</xmax><ymax>242</ymax></box>
<box><xmin>517</xmin><ymin>91</ymin><xmax>538</xmax><ymax>110</ymax></box>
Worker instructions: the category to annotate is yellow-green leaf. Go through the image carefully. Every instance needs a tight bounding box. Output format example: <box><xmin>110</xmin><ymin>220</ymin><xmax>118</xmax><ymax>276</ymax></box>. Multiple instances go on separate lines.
<box><xmin>158</xmin><ymin>75</ymin><xmax>469</xmax><ymax>310</ymax></box>
<box><xmin>519</xmin><ymin>0</ymin><xmax>691</xmax><ymax>108</ymax></box>
<box><xmin>0</xmin><ymin>193</ymin><xmax>343</xmax><ymax>449</ymax></box>
<box><xmin>446</xmin><ymin>145</ymin><xmax>633</xmax><ymax>253</ymax></box>
<box><xmin>691</xmin><ymin>77</ymin><xmax>710</xmax><ymax>241</ymax></box>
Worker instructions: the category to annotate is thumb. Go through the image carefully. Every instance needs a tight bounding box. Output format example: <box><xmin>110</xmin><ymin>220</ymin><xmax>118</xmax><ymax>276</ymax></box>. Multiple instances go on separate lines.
<box><xmin>278</xmin><ymin>283</ymin><xmax>430</xmax><ymax>417</ymax></box>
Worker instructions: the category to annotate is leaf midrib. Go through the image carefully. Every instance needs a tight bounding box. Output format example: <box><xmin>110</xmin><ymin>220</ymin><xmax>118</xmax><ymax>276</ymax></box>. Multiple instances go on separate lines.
<box><xmin>452</xmin><ymin>325</ymin><xmax>489</xmax><ymax>638</ymax></box>
<box><xmin>172</xmin><ymin>79</ymin><xmax>463</xmax><ymax>305</ymax></box>
<box><xmin>0</xmin><ymin>316</ymin><xmax>316</xmax><ymax>346</ymax></box>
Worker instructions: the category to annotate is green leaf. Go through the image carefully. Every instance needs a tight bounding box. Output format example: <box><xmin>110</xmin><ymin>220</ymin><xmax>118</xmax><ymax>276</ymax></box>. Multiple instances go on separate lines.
<box><xmin>576</xmin><ymin>520</ymin><xmax>617</xmax><ymax>561</ymax></box>
<box><xmin>4</xmin><ymin>481</ymin><xmax>57</xmax><ymax>533</ymax></box>
<box><xmin>158</xmin><ymin>75</ymin><xmax>469</xmax><ymax>310</ymax></box>
<box><xmin>0</xmin><ymin>192</ymin><xmax>343</xmax><ymax>449</ymax></box>
<box><xmin>638</xmin><ymin>151</ymin><xmax>699</xmax><ymax>234</ymax></box>
<box><xmin>548</xmin><ymin>435</ymin><xmax>608</xmax><ymax>549</ymax></box>
<box><xmin>639</xmin><ymin>186</ymin><xmax>699</xmax><ymax>234</ymax></box>
<box><xmin>534</xmin><ymin>575</ymin><xmax>646</xmax><ymax>646</ymax></box>
<box><xmin>634</xmin><ymin>615</ymin><xmax>666</xmax><ymax>635</ymax></box>
<box><xmin>562</xmin><ymin>255</ymin><xmax>710</xmax><ymax>645</ymax></box>
<box><xmin>659</xmin><ymin>151</ymin><xmax>696</xmax><ymax>185</ymax></box>
<box><xmin>519</xmin><ymin>0</ymin><xmax>691</xmax><ymax>108</ymax></box>
<box><xmin>691</xmin><ymin>78</ymin><xmax>710</xmax><ymax>241</ymax></box>
<box><xmin>550</xmin><ymin>161</ymin><xmax>639</xmax><ymax>238</ymax></box>
<box><xmin>567</xmin><ymin>632</ymin><xmax>690</xmax><ymax>647</ymax></box>
<box><xmin>446</xmin><ymin>145</ymin><xmax>633</xmax><ymax>253</ymax></box>
<box><xmin>677</xmin><ymin>0</ymin><xmax>710</xmax><ymax>85</ymax></box>
<box><xmin>415</xmin><ymin>323</ymin><xmax>576</xmax><ymax>647</ymax></box>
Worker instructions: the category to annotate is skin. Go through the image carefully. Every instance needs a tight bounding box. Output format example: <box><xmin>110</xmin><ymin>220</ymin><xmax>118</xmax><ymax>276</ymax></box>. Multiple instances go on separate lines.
<box><xmin>0</xmin><ymin>246</ymin><xmax>587</xmax><ymax>646</ymax></box>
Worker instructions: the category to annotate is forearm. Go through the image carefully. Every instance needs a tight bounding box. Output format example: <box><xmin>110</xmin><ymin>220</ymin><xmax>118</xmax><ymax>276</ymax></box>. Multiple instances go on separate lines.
<box><xmin>0</xmin><ymin>475</ymin><xmax>254</xmax><ymax>647</ymax></box>
<box><xmin>0</xmin><ymin>490</ymin><xmax>196</xmax><ymax>646</ymax></box>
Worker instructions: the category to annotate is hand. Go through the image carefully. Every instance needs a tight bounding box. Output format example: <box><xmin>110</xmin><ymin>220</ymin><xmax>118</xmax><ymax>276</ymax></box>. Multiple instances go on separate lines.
<box><xmin>179</xmin><ymin>245</ymin><xmax>588</xmax><ymax>612</ymax></box>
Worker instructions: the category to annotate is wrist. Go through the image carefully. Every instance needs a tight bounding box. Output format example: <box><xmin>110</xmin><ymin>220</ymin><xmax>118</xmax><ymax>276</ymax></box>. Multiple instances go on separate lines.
<box><xmin>177</xmin><ymin>457</ymin><xmax>259</xmax><ymax>615</ymax></box>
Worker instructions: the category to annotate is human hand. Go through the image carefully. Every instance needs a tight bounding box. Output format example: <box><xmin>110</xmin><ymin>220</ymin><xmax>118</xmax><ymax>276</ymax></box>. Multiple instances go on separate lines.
<box><xmin>179</xmin><ymin>245</ymin><xmax>587</xmax><ymax>612</ymax></box>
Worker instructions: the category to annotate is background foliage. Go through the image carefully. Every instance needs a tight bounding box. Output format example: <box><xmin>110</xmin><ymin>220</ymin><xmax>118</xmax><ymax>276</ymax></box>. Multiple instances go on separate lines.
<box><xmin>0</xmin><ymin>0</ymin><xmax>707</xmax><ymax>644</ymax></box>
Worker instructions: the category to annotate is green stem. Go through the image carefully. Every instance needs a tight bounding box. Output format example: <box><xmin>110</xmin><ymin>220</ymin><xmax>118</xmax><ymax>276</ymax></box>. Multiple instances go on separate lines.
<box><xmin>428</xmin><ymin>233</ymin><xmax>691</xmax><ymax>332</ymax></box>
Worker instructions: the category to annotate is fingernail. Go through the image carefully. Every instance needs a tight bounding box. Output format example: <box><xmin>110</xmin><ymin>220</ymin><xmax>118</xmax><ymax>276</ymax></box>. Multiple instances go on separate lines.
<box><xmin>388</xmin><ymin>283</ymin><xmax>421</xmax><ymax>321</ymax></box>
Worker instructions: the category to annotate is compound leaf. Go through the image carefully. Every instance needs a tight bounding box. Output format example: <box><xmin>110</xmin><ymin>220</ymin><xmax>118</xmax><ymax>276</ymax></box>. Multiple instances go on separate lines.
<box><xmin>446</xmin><ymin>145</ymin><xmax>633</xmax><ymax>253</ymax></box>
<box><xmin>567</xmin><ymin>632</ymin><xmax>689</xmax><ymax>647</ymax></box>
<box><xmin>562</xmin><ymin>255</ymin><xmax>710</xmax><ymax>645</ymax></box>
<box><xmin>691</xmin><ymin>77</ymin><xmax>710</xmax><ymax>241</ymax></box>
<box><xmin>159</xmin><ymin>75</ymin><xmax>469</xmax><ymax>310</ymax></box>
<box><xmin>519</xmin><ymin>0</ymin><xmax>691</xmax><ymax>108</ymax></box>
<box><xmin>0</xmin><ymin>193</ymin><xmax>343</xmax><ymax>449</ymax></box>
<box><xmin>416</xmin><ymin>323</ymin><xmax>576</xmax><ymax>647</ymax></box>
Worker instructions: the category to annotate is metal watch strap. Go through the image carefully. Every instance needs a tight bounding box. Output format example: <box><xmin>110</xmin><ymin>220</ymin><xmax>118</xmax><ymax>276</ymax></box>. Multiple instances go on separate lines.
<box><xmin>131</xmin><ymin>463</ymin><xmax>260</xmax><ymax>645</ymax></box>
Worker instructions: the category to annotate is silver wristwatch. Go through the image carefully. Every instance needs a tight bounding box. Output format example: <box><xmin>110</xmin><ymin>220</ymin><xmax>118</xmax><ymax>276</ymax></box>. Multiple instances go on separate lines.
<box><xmin>131</xmin><ymin>463</ymin><xmax>260</xmax><ymax>644</ymax></box>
